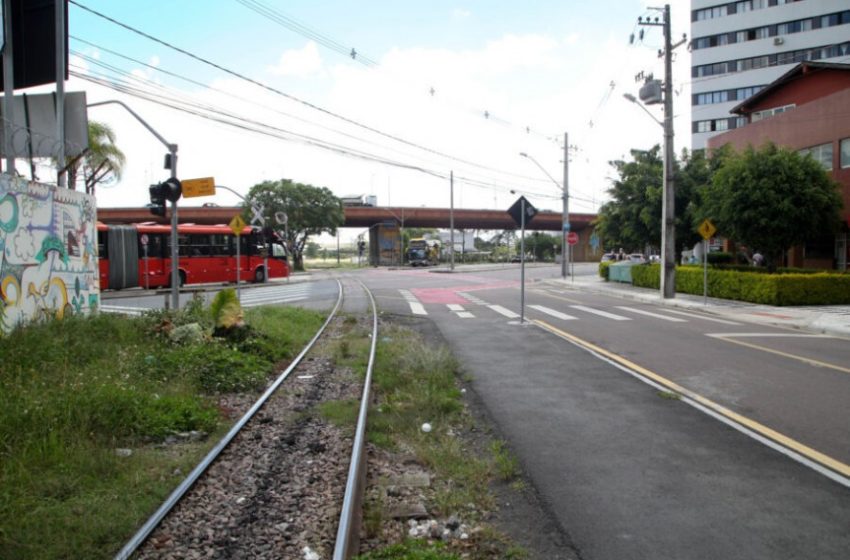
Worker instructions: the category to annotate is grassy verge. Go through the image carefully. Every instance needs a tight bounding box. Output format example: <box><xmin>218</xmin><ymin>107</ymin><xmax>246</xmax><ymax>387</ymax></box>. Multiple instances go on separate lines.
<box><xmin>317</xmin><ymin>322</ymin><xmax>525</xmax><ymax>559</ymax></box>
<box><xmin>0</xmin><ymin>295</ymin><xmax>325</xmax><ymax>559</ymax></box>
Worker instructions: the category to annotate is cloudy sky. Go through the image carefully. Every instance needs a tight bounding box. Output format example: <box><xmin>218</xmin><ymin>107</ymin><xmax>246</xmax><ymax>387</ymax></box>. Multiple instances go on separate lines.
<box><xmin>27</xmin><ymin>0</ymin><xmax>693</xmax><ymax>236</ymax></box>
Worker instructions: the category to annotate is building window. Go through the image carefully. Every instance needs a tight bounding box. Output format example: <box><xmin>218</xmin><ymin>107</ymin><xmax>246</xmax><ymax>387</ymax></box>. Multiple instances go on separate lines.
<box><xmin>799</xmin><ymin>143</ymin><xmax>833</xmax><ymax>171</ymax></box>
<box><xmin>751</xmin><ymin>104</ymin><xmax>795</xmax><ymax>122</ymax></box>
<box><xmin>697</xmin><ymin>121</ymin><xmax>712</xmax><ymax>133</ymax></box>
<box><xmin>715</xmin><ymin>119</ymin><xmax>730</xmax><ymax>132</ymax></box>
<box><xmin>840</xmin><ymin>138</ymin><xmax>850</xmax><ymax>169</ymax></box>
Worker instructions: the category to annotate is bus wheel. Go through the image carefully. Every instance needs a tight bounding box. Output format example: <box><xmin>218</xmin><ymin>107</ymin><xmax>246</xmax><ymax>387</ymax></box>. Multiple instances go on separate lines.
<box><xmin>254</xmin><ymin>267</ymin><xmax>266</xmax><ymax>283</ymax></box>
<box><xmin>170</xmin><ymin>271</ymin><xmax>185</xmax><ymax>288</ymax></box>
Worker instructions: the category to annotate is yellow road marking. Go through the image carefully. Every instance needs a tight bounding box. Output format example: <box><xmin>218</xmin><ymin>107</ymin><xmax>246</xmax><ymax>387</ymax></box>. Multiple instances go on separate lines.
<box><xmin>708</xmin><ymin>334</ymin><xmax>850</xmax><ymax>375</ymax></box>
<box><xmin>534</xmin><ymin>319</ymin><xmax>850</xmax><ymax>479</ymax></box>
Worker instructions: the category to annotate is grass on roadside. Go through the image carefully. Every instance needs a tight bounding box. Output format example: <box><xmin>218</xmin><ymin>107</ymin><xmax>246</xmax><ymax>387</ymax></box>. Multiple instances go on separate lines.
<box><xmin>0</xmin><ymin>297</ymin><xmax>324</xmax><ymax>559</ymax></box>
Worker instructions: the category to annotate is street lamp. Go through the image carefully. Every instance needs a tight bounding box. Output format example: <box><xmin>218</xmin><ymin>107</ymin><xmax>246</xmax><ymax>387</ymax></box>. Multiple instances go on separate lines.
<box><xmin>519</xmin><ymin>150</ymin><xmax>569</xmax><ymax>279</ymax></box>
<box><xmin>623</xmin><ymin>91</ymin><xmax>676</xmax><ymax>299</ymax></box>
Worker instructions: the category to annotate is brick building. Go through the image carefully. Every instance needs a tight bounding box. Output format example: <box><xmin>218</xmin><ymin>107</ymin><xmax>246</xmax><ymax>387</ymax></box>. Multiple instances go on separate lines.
<box><xmin>707</xmin><ymin>61</ymin><xmax>850</xmax><ymax>270</ymax></box>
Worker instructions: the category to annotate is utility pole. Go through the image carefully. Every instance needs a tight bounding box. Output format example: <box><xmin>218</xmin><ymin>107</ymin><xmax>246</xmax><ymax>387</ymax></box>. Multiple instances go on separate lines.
<box><xmin>450</xmin><ymin>171</ymin><xmax>455</xmax><ymax>271</ymax></box>
<box><xmin>638</xmin><ymin>4</ymin><xmax>682</xmax><ymax>299</ymax></box>
<box><xmin>562</xmin><ymin>132</ymin><xmax>569</xmax><ymax>280</ymax></box>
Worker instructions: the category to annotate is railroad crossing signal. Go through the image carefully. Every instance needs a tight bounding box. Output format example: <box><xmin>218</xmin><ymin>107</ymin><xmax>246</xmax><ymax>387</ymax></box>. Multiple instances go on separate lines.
<box><xmin>698</xmin><ymin>219</ymin><xmax>717</xmax><ymax>240</ymax></box>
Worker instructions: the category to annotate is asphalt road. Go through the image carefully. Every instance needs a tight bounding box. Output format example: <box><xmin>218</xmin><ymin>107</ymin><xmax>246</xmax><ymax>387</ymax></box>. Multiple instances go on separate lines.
<box><xmin>358</xmin><ymin>263</ymin><xmax>850</xmax><ymax>560</ymax></box>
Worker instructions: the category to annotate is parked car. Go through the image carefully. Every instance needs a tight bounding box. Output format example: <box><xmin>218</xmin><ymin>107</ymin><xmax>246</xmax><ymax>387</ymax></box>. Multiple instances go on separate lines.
<box><xmin>600</xmin><ymin>253</ymin><xmax>616</xmax><ymax>262</ymax></box>
<box><xmin>628</xmin><ymin>253</ymin><xmax>647</xmax><ymax>264</ymax></box>
<box><xmin>510</xmin><ymin>255</ymin><xmax>522</xmax><ymax>263</ymax></box>
<box><xmin>649</xmin><ymin>254</ymin><xmax>661</xmax><ymax>263</ymax></box>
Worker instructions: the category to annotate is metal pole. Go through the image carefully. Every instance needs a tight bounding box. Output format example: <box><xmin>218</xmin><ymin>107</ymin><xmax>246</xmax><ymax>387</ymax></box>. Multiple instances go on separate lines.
<box><xmin>55</xmin><ymin>0</ymin><xmax>66</xmax><ymax>187</ymax></box>
<box><xmin>3</xmin><ymin>0</ymin><xmax>15</xmax><ymax>173</ymax></box>
<box><xmin>337</xmin><ymin>230</ymin><xmax>340</xmax><ymax>265</ymax></box>
<box><xmin>703</xmin><ymin>238</ymin><xmax>708</xmax><ymax>305</ymax></box>
<box><xmin>520</xmin><ymin>198</ymin><xmax>526</xmax><ymax>324</ymax></box>
<box><xmin>236</xmin><ymin>233</ymin><xmax>241</xmax><ymax>302</ymax></box>
<box><xmin>169</xmin><ymin>146</ymin><xmax>179</xmax><ymax>310</ymax></box>
<box><xmin>661</xmin><ymin>3</ymin><xmax>676</xmax><ymax>299</ymax></box>
<box><xmin>562</xmin><ymin>132</ymin><xmax>569</xmax><ymax>279</ymax></box>
<box><xmin>450</xmin><ymin>171</ymin><xmax>455</xmax><ymax>271</ymax></box>
<box><xmin>144</xmin><ymin>245</ymin><xmax>149</xmax><ymax>290</ymax></box>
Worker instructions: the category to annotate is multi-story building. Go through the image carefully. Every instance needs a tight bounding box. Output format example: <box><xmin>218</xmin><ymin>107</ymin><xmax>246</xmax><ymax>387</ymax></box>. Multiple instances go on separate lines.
<box><xmin>690</xmin><ymin>0</ymin><xmax>850</xmax><ymax>151</ymax></box>
<box><xmin>706</xmin><ymin>61</ymin><xmax>850</xmax><ymax>270</ymax></box>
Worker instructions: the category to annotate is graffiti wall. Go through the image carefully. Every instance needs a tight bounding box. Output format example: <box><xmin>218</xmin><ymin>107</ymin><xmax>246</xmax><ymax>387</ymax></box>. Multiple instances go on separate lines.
<box><xmin>0</xmin><ymin>174</ymin><xmax>100</xmax><ymax>334</ymax></box>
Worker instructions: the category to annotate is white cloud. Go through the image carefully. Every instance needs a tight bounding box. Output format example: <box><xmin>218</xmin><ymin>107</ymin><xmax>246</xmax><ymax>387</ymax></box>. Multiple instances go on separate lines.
<box><xmin>451</xmin><ymin>8</ymin><xmax>471</xmax><ymax>21</ymax></box>
<box><xmin>267</xmin><ymin>41</ymin><xmax>324</xmax><ymax>77</ymax></box>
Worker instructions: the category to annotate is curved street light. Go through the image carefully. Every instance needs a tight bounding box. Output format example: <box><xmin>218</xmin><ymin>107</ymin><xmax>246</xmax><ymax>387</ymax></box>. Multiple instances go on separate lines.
<box><xmin>519</xmin><ymin>151</ymin><xmax>569</xmax><ymax>279</ymax></box>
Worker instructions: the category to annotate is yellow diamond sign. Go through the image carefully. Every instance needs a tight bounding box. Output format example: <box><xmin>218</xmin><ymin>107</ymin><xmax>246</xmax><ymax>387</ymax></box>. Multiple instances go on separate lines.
<box><xmin>698</xmin><ymin>219</ymin><xmax>717</xmax><ymax>240</ymax></box>
<box><xmin>229</xmin><ymin>214</ymin><xmax>246</xmax><ymax>236</ymax></box>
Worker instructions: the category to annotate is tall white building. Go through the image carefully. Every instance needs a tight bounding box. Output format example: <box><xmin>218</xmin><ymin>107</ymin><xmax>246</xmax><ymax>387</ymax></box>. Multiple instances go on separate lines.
<box><xmin>690</xmin><ymin>0</ymin><xmax>850</xmax><ymax>150</ymax></box>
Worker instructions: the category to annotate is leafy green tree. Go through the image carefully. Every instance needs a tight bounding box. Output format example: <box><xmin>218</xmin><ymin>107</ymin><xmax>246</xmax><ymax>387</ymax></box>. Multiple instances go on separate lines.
<box><xmin>305</xmin><ymin>241</ymin><xmax>320</xmax><ymax>258</ymax></box>
<box><xmin>700</xmin><ymin>142</ymin><xmax>843</xmax><ymax>270</ymax></box>
<box><xmin>62</xmin><ymin>121</ymin><xmax>126</xmax><ymax>194</ymax></box>
<box><xmin>245</xmin><ymin>179</ymin><xmax>344</xmax><ymax>271</ymax></box>
<box><xmin>595</xmin><ymin>147</ymin><xmax>664</xmax><ymax>253</ymax></box>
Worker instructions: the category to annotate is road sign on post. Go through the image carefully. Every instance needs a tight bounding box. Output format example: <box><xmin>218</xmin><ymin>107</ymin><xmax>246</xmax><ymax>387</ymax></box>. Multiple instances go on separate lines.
<box><xmin>507</xmin><ymin>196</ymin><xmax>537</xmax><ymax>227</ymax></box>
<box><xmin>229</xmin><ymin>215</ymin><xmax>245</xmax><ymax>301</ymax></box>
<box><xmin>567</xmin><ymin>231</ymin><xmax>579</xmax><ymax>246</ymax></box>
<box><xmin>697</xmin><ymin>219</ymin><xmax>716</xmax><ymax>305</ymax></box>
<box><xmin>181</xmin><ymin>177</ymin><xmax>216</xmax><ymax>198</ymax></box>
<box><xmin>698</xmin><ymin>219</ymin><xmax>716</xmax><ymax>240</ymax></box>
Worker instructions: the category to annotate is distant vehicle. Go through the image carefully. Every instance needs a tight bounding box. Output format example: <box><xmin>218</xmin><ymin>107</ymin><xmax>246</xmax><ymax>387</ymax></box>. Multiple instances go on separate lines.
<box><xmin>510</xmin><ymin>255</ymin><xmax>522</xmax><ymax>263</ymax></box>
<box><xmin>628</xmin><ymin>253</ymin><xmax>647</xmax><ymax>264</ymax></box>
<box><xmin>408</xmin><ymin>238</ymin><xmax>440</xmax><ymax>266</ymax></box>
<box><xmin>601</xmin><ymin>253</ymin><xmax>616</xmax><ymax>262</ymax></box>
<box><xmin>649</xmin><ymin>254</ymin><xmax>661</xmax><ymax>263</ymax></box>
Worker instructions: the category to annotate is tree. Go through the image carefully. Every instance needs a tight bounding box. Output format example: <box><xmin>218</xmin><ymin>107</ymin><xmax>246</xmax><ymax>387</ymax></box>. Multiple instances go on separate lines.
<box><xmin>245</xmin><ymin>179</ymin><xmax>344</xmax><ymax>271</ymax></box>
<box><xmin>63</xmin><ymin>121</ymin><xmax>126</xmax><ymax>195</ymax></box>
<box><xmin>595</xmin><ymin>147</ymin><xmax>664</xmax><ymax>253</ymax></box>
<box><xmin>701</xmin><ymin>142</ymin><xmax>843</xmax><ymax>270</ymax></box>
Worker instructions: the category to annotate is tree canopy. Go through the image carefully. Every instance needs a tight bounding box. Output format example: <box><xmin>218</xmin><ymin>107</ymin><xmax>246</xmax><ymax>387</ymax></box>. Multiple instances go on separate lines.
<box><xmin>64</xmin><ymin>121</ymin><xmax>126</xmax><ymax>194</ymax></box>
<box><xmin>700</xmin><ymin>142</ymin><xmax>843</xmax><ymax>268</ymax></box>
<box><xmin>245</xmin><ymin>179</ymin><xmax>344</xmax><ymax>271</ymax></box>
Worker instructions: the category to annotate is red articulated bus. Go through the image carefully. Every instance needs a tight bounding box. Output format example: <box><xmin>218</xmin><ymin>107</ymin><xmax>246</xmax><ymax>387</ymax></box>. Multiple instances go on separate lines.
<box><xmin>97</xmin><ymin>222</ymin><xmax>289</xmax><ymax>290</ymax></box>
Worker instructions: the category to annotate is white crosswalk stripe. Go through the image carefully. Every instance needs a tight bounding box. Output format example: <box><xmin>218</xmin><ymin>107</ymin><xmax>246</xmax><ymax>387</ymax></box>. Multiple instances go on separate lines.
<box><xmin>458</xmin><ymin>292</ymin><xmax>489</xmax><ymax>305</ymax></box>
<box><xmin>529</xmin><ymin>305</ymin><xmax>577</xmax><ymax>321</ymax></box>
<box><xmin>400</xmin><ymin>289</ymin><xmax>428</xmax><ymax>315</ymax></box>
<box><xmin>569</xmin><ymin>305</ymin><xmax>631</xmax><ymax>321</ymax></box>
<box><xmin>663</xmin><ymin>308</ymin><xmax>742</xmax><ymax>325</ymax></box>
<box><xmin>447</xmin><ymin>303</ymin><xmax>475</xmax><ymax>318</ymax></box>
<box><xmin>100</xmin><ymin>304</ymin><xmax>146</xmax><ymax>316</ymax></box>
<box><xmin>489</xmin><ymin>305</ymin><xmax>520</xmax><ymax>319</ymax></box>
<box><xmin>240</xmin><ymin>284</ymin><xmax>312</xmax><ymax>308</ymax></box>
<box><xmin>615</xmin><ymin>306</ymin><xmax>688</xmax><ymax>322</ymax></box>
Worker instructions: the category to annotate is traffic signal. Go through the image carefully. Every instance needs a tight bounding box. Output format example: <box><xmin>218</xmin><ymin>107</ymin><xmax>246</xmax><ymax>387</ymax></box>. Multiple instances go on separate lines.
<box><xmin>148</xmin><ymin>183</ymin><xmax>166</xmax><ymax>216</ymax></box>
<box><xmin>161</xmin><ymin>177</ymin><xmax>182</xmax><ymax>202</ymax></box>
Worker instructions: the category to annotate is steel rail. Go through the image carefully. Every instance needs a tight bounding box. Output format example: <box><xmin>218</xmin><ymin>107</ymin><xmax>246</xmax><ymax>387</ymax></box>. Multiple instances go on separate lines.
<box><xmin>115</xmin><ymin>279</ymin><xmax>344</xmax><ymax>560</ymax></box>
<box><xmin>333</xmin><ymin>279</ymin><xmax>379</xmax><ymax>559</ymax></box>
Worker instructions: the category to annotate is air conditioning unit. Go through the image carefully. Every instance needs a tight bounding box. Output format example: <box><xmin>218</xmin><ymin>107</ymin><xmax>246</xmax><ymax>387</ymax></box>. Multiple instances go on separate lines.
<box><xmin>774</xmin><ymin>37</ymin><xmax>784</xmax><ymax>46</ymax></box>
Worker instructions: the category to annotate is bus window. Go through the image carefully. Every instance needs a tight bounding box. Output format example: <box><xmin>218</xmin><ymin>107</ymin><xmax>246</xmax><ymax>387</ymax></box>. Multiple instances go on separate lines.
<box><xmin>272</xmin><ymin>242</ymin><xmax>287</xmax><ymax>259</ymax></box>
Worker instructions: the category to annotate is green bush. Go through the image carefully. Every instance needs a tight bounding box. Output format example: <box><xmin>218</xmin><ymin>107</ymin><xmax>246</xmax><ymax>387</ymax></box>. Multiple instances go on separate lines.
<box><xmin>632</xmin><ymin>264</ymin><xmax>850</xmax><ymax>305</ymax></box>
<box><xmin>599</xmin><ymin>261</ymin><xmax>611</xmax><ymax>280</ymax></box>
<box><xmin>707</xmin><ymin>252</ymin><xmax>733</xmax><ymax>265</ymax></box>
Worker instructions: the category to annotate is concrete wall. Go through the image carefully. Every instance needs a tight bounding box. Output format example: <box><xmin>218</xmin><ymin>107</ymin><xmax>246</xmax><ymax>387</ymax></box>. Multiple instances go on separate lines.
<box><xmin>0</xmin><ymin>174</ymin><xmax>100</xmax><ymax>334</ymax></box>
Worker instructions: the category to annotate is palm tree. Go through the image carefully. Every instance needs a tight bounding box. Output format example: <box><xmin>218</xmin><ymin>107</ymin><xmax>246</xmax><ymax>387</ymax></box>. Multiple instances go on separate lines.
<box><xmin>65</xmin><ymin>121</ymin><xmax>126</xmax><ymax>195</ymax></box>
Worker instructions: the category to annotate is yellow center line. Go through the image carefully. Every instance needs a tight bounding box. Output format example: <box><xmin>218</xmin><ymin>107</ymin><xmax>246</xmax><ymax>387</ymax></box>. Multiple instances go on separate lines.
<box><xmin>708</xmin><ymin>335</ymin><xmax>850</xmax><ymax>375</ymax></box>
<box><xmin>533</xmin><ymin>319</ymin><xmax>850</xmax><ymax>479</ymax></box>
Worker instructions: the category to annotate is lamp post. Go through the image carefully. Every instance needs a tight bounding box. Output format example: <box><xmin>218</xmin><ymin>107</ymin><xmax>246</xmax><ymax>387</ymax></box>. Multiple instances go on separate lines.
<box><xmin>623</xmin><ymin>91</ymin><xmax>675</xmax><ymax>299</ymax></box>
<box><xmin>520</xmin><ymin>146</ymin><xmax>569</xmax><ymax>279</ymax></box>
<box><xmin>88</xmin><ymin>100</ymin><xmax>181</xmax><ymax>309</ymax></box>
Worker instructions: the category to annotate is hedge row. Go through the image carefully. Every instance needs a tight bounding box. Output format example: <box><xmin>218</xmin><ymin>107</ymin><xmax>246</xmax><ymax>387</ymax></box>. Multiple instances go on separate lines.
<box><xmin>630</xmin><ymin>264</ymin><xmax>850</xmax><ymax>306</ymax></box>
<box><xmin>599</xmin><ymin>261</ymin><xmax>611</xmax><ymax>280</ymax></box>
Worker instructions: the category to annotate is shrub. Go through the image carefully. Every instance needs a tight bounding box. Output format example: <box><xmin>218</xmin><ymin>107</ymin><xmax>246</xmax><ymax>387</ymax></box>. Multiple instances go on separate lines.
<box><xmin>599</xmin><ymin>261</ymin><xmax>611</xmax><ymax>280</ymax></box>
<box><xmin>707</xmin><ymin>252</ymin><xmax>733</xmax><ymax>265</ymax></box>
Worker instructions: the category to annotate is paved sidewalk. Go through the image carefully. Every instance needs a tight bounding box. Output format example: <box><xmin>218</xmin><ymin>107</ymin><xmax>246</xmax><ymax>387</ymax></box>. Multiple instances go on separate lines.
<box><xmin>550</xmin><ymin>272</ymin><xmax>850</xmax><ymax>338</ymax></box>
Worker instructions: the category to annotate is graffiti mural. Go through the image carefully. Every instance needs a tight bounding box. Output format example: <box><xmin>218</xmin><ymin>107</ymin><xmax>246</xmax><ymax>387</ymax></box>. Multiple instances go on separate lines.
<box><xmin>0</xmin><ymin>174</ymin><xmax>100</xmax><ymax>334</ymax></box>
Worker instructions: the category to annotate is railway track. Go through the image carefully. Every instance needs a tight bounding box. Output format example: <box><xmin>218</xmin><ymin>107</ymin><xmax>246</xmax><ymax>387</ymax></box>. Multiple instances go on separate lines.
<box><xmin>116</xmin><ymin>278</ymin><xmax>378</xmax><ymax>559</ymax></box>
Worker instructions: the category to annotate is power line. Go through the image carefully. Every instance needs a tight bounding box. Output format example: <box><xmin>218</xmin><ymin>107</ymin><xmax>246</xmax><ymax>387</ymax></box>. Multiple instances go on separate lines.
<box><xmin>69</xmin><ymin>0</ymin><xmax>555</xmax><ymax>184</ymax></box>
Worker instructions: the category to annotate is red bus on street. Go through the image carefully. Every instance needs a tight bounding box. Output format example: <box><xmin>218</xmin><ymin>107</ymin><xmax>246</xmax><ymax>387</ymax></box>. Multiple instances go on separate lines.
<box><xmin>97</xmin><ymin>222</ymin><xmax>289</xmax><ymax>290</ymax></box>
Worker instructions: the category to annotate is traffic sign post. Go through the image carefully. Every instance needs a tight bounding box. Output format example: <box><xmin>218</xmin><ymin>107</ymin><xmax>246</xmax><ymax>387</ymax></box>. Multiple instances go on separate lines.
<box><xmin>141</xmin><ymin>234</ymin><xmax>150</xmax><ymax>290</ymax></box>
<box><xmin>698</xmin><ymin>219</ymin><xmax>716</xmax><ymax>305</ymax></box>
<box><xmin>229</xmin><ymin>215</ymin><xmax>246</xmax><ymax>301</ymax></box>
<box><xmin>508</xmin><ymin>196</ymin><xmax>537</xmax><ymax>324</ymax></box>
<box><xmin>181</xmin><ymin>177</ymin><xmax>216</xmax><ymax>198</ymax></box>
